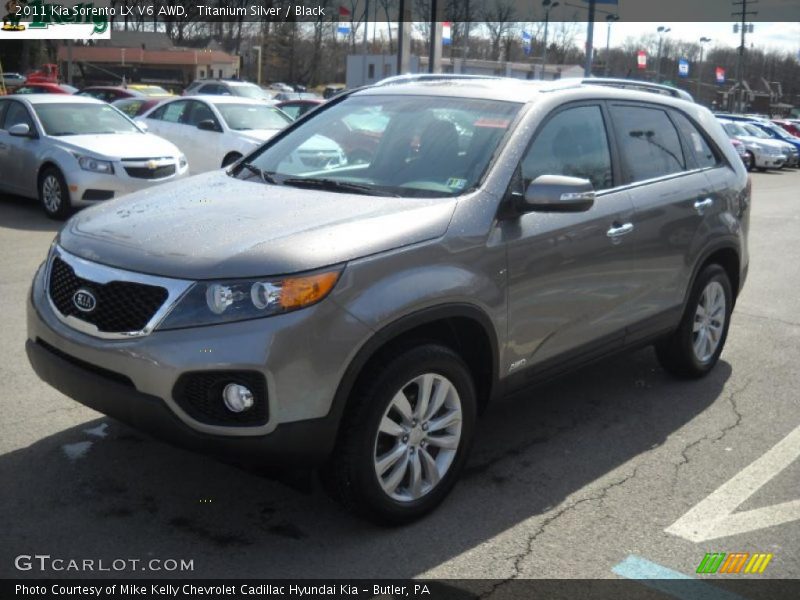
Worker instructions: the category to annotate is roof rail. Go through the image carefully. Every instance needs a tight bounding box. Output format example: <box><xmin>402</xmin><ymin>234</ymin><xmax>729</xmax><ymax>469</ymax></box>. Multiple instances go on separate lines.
<box><xmin>581</xmin><ymin>78</ymin><xmax>695</xmax><ymax>102</ymax></box>
<box><xmin>374</xmin><ymin>73</ymin><xmax>504</xmax><ymax>87</ymax></box>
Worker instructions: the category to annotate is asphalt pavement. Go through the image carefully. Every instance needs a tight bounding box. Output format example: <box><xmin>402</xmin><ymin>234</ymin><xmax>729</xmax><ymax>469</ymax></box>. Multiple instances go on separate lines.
<box><xmin>1</xmin><ymin>171</ymin><xmax>798</xmax><ymax>585</ymax></box>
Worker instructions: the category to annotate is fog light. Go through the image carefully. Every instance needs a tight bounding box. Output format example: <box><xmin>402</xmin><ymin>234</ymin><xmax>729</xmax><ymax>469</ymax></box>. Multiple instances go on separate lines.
<box><xmin>222</xmin><ymin>383</ymin><xmax>254</xmax><ymax>413</ymax></box>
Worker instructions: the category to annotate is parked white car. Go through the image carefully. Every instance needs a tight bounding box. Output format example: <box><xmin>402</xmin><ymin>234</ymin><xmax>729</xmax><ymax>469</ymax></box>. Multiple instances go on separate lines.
<box><xmin>0</xmin><ymin>94</ymin><xmax>188</xmax><ymax>219</ymax></box>
<box><xmin>138</xmin><ymin>96</ymin><xmax>294</xmax><ymax>173</ymax></box>
<box><xmin>719</xmin><ymin>119</ymin><xmax>788</xmax><ymax>171</ymax></box>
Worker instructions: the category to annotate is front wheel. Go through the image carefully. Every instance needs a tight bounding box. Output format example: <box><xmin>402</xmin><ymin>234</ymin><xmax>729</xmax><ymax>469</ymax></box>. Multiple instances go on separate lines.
<box><xmin>324</xmin><ymin>344</ymin><xmax>477</xmax><ymax>524</ymax></box>
<box><xmin>38</xmin><ymin>167</ymin><xmax>71</xmax><ymax>220</ymax></box>
<box><xmin>656</xmin><ymin>264</ymin><xmax>733</xmax><ymax>378</ymax></box>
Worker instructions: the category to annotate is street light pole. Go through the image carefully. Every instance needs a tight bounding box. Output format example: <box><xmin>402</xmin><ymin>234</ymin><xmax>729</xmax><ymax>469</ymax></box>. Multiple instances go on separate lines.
<box><xmin>655</xmin><ymin>25</ymin><xmax>671</xmax><ymax>83</ymax></box>
<box><xmin>696</xmin><ymin>36</ymin><xmax>711</xmax><ymax>104</ymax></box>
<box><xmin>604</xmin><ymin>14</ymin><xmax>618</xmax><ymax>77</ymax></box>
<box><xmin>541</xmin><ymin>0</ymin><xmax>559</xmax><ymax>80</ymax></box>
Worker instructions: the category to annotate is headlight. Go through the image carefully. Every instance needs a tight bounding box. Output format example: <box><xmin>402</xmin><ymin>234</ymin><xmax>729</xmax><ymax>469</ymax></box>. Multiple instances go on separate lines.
<box><xmin>157</xmin><ymin>268</ymin><xmax>342</xmax><ymax>329</ymax></box>
<box><xmin>179</xmin><ymin>154</ymin><xmax>188</xmax><ymax>169</ymax></box>
<box><xmin>76</xmin><ymin>155</ymin><xmax>114</xmax><ymax>174</ymax></box>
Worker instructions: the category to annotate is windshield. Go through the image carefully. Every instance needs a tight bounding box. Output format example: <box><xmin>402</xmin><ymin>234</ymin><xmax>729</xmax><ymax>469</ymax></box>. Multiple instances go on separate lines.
<box><xmin>34</xmin><ymin>103</ymin><xmax>140</xmax><ymax>136</ymax></box>
<box><xmin>742</xmin><ymin>123</ymin><xmax>770</xmax><ymax>138</ymax></box>
<box><xmin>235</xmin><ymin>85</ymin><xmax>273</xmax><ymax>101</ymax></box>
<box><xmin>236</xmin><ymin>94</ymin><xmax>522</xmax><ymax>197</ymax></box>
<box><xmin>216</xmin><ymin>104</ymin><xmax>291</xmax><ymax>131</ymax></box>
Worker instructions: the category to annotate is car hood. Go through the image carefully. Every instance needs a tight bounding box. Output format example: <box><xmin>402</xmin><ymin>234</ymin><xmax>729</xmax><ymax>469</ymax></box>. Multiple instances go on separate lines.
<box><xmin>52</xmin><ymin>132</ymin><xmax>181</xmax><ymax>159</ymax></box>
<box><xmin>59</xmin><ymin>170</ymin><xmax>457</xmax><ymax>279</ymax></box>
<box><xmin>737</xmin><ymin>136</ymin><xmax>788</xmax><ymax>149</ymax></box>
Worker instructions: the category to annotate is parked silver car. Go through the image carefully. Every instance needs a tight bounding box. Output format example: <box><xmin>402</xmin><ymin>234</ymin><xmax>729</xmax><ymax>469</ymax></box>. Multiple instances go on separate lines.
<box><xmin>27</xmin><ymin>78</ymin><xmax>750</xmax><ymax>522</ymax></box>
<box><xmin>0</xmin><ymin>95</ymin><xmax>188</xmax><ymax>218</ymax></box>
<box><xmin>718</xmin><ymin>119</ymin><xmax>788</xmax><ymax>171</ymax></box>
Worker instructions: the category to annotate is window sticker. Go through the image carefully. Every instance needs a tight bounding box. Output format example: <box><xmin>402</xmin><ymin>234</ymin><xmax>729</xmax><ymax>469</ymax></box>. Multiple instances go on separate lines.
<box><xmin>446</xmin><ymin>178</ymin><xmax>467</xmax><ymax>190</ymax></box>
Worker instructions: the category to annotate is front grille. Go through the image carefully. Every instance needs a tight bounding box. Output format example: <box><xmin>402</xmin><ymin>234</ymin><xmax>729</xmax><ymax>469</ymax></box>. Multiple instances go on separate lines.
<box><xmin>48</xmin><ymin>257</ymin><xmax>168</xmax><ymax>333</ymax></box>
<box><xmin>173</xmin><ymin>371</ymin><xmax>269</xmax><ymax>427</ymax></box>
<box><xmin>124</xmin><ymin>164</ymin><xmax>176</xmax><ymax>179</ymax></box>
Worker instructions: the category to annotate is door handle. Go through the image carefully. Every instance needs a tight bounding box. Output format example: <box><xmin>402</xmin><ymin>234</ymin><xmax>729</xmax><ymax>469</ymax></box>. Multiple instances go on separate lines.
<box><xmin>607</xmin><ymin>223</ymin><xmax>634</xmax><ymax>238</ymax></box>
<box><xmin>694</xmin><ymin>198</ymin><xmax>714</xmax><ymax>213</ymax></box>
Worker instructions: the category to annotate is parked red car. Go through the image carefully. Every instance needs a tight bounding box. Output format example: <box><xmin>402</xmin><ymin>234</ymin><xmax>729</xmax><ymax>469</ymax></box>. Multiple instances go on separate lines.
<box><xmin>772</xmin><ymin>119</ymin><xmax>800</xmax><ymax>137</ymax></box>
<box><xmin>111</xmin><ymin>96</ymin><xmax>169</xmax><ymax>117</ymax></box>
<box><xmin>13</xmin><ymin>82</ymin><xmax>77</xmax><ymax>94</ymax></box>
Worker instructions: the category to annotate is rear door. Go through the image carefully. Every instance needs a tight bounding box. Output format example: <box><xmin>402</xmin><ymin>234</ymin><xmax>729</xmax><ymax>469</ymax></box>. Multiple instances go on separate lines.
<box><xmin>502</xmin><ymin>102</ymin><xmax>639</xmax><ymax>372</ymax></box>
<box><xmin>145</xmin><ymin>99</ymin><xmax>190</xmax><ymax>146</ymax></box>
<box><xmin>180</xmin><ymin>100</ymin><xmax>224</xmax><ymax>172</ymax></box>
<box><xmin>607</xmin><ymin>103</ymin><xmax>716</xmax><ymax>342</ymax></box>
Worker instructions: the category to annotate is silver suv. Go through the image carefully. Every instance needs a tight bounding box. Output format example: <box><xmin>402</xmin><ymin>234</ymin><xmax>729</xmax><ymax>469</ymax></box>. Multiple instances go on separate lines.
<box><xmin>27</xmin><ymin>78</ymin><xmax>750</xmax><ymax>523</ymax></box>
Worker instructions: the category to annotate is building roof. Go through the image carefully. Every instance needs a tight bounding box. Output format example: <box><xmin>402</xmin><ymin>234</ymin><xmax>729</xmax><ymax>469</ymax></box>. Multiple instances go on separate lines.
<box><xmin>57</xmin><ymin>45</ymin><xmax>239</xmax><ymax>67</ymax></box>
<box><xmin>97</xmin><ymin>31</ymin><xmax>174</xmax><ymax>50</ymax></box>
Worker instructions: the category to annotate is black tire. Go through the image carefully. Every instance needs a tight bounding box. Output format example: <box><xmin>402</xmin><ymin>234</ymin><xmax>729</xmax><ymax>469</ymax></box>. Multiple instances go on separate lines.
<box><xmin>757</xmin><ymin>166</ymin><xmax>767</xmax><ymax>172</ymax></box>
<box><xmin>744</xmin><ymin>151</ymin><xmax>754</xmax><ymax>172</ymax></box>
<box><xmin>38</xmin><ymin>167</ymin><xmax>71</xmax><ymax>220</ymax></box>
<box><xmin>323</xmin><ymin>344</ymin><xmax>477</xmax><ymax>524</ymax></box>
<box><xmin>656</xmin><ymin>264</ymin><xmax>733</xmax><ymax>378</ymax></box>
<box><xmin>221</xmin><ymin>152</ymin><xmax>242</xmax><ymax>168</ymax></box>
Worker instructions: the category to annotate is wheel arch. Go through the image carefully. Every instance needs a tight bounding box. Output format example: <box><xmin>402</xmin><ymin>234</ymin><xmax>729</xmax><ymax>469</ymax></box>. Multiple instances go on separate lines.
<box><xmin>690</xmin><ymin>243</ymin><xmax>741</xmax><ymax>307</ymax></box>
<box><xmin>328</xmin><ymin>303</ymin><xmax>500</xmax><ymax>441</ymax></box>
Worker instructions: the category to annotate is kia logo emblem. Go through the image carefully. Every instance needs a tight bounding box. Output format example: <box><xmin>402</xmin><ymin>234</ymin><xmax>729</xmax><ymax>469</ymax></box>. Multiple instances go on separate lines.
<box><xmin>72</xmin><ymin>289</ymin><xmax>97</xmax><ymax>313</ymax></box>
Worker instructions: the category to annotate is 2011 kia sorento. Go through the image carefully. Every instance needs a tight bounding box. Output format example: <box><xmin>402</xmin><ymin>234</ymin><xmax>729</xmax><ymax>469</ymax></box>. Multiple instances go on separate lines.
<box><xmin>27</xmin><ymin>77</ymin><xmax>750</xmax><ymax>523</ymax></box>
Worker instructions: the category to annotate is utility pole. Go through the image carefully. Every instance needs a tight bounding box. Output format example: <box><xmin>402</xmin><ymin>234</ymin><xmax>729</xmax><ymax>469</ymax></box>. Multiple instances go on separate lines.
<box><xmin>584</xmin><ymin>0</ymin><xmax>595</xmax><ymax>77</ymax></box>
<box><xmin>732</xmin><ymin>0</ymin><xmax>758</xmax><ymax>113</ymax></box>
<box><xmin>655</xmin><ymin>25</ymin><xmax>671</xmax><ymax>83</ymax></box>
<box><xmin>696</xmin><ymin>37</ymin><xmax>711</xmax><ymax>104</ymax></box>
<box><xmin>604</xmin><ymin>14</ymin><xmax>618</xmax><ymax>77</ymax></box>
<box><xmin>541</xmin><ymin>0</ymin><xmax>559</xmax><ymax>80</ymax></box>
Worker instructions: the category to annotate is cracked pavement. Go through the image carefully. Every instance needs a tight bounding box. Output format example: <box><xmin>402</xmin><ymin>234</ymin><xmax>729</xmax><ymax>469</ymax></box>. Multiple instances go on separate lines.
<box><xmin>1</xmin><ymin>170</ymin><xmax>798</xmax><ymax>583</ymax></box>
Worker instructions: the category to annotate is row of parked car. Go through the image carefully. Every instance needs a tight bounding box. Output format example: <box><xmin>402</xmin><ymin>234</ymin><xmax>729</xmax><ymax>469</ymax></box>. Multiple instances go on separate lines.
<box><xmin>716</xmin><ymin>113</ymin><xmax>800</xmax><ymax>171</ymax></box>
<box><xmin>0</xmin><ymin>80</ymin><xmax>330</xmax><ymax>218</ymax></box>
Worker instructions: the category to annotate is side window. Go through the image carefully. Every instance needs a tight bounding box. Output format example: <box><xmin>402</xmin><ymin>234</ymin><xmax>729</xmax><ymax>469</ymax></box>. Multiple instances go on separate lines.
<box><xmin>670</xmin><ymin>111</ymin><xmax>720</xmax><ymax>169</ymax></box>
<box><xmin>153</xmin><ymin>100</ymin><xmax>189</xmax><ymax>123</ymax></box>
<box><xmin>199</xmin><ymin>83</ymin><xmax>222</xmax><ymax>95</ymax></box>
<box><xmin>610</xmin><ymin>105</ymin><xmax>685</xmax><ymax>182</ymax></box>
<box><xmin>4</xmin><ymin>102</ymin><xmax>33</xmax><ymax>130</ymax></box>
<box><xmin>183</xmin><ymin>101</ymin><xmax>218</xmax><ymax>128</ymax></box>
<box><xmin>0</xmin><ymin>102</ymin><xmax>8</xmax><ymax>128</ymax></box>
<box><xmin>520</xmin><ymin>105</ymin><xmax>613</xmax><ymax>191</ymax></box>
<box><xmin>281</xmin><ymin>105</ymin><xmax>301</xmax><ymax>120</ymax></box>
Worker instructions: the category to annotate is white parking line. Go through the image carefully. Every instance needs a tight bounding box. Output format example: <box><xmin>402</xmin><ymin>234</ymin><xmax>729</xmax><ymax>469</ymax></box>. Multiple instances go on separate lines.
<box><xmin>666</xmin><ymin>424</ymin><xmax>800</xmax><ymax>542</ymax></box>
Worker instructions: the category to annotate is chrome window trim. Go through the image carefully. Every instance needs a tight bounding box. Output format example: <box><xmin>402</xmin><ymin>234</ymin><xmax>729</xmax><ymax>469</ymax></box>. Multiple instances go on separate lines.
<box><xmin>46</xmin><ymin>245</ymin><xmax>193</xmax><ymax>340</ymax></box>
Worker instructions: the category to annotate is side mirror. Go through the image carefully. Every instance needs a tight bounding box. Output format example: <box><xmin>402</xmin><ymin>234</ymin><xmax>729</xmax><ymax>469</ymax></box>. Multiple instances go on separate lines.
<box><xmin>197</xmin><ymin>119</ymin><xmax>220</xmax><ymax>132</ymax></box>
<box><xmin>9</xmin><ymin>123</ymin><xmax>33</xmax><ymax>138</ymax></box>
<box><xmin>134</xmin><ymin>119</ymin><xmax>148</xmax><ymax>132</ymax></box>
<box><xmin>522</xmin><ymin>175</ymin><xmax>595</xmax><ymax>213</ymax></box>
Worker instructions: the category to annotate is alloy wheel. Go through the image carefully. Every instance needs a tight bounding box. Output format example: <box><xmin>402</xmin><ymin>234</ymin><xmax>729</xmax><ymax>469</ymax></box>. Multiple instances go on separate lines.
<box><xmin>42</xmin><ymin>175</ymin><xmax>62</xmax><ymax>214</ymax></box>
<box><xmin>692</xmin><ymin>280</ymin><xmax>726</xmax><ymax>363</ymax></box>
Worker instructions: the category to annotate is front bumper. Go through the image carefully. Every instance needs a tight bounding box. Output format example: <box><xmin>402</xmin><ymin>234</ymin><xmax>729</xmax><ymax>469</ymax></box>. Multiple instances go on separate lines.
<box><xmin>25</xmin><ymin>338</ymin><xmax>335</xmax><ymax>466</ymax></box>
<box><xmin>753</xmin><ymin>153</ymin><xmax>785</xmax><ymax>169</ymax></box>
<box><xmin>66</xmin><ymin>160</ymin><xmax>189</xmax><ymax>207</ymax></box>
<box><xmin>27</xmin><ymin>261</ymin><xmax>371</xmax><ymax>463</ymax></box>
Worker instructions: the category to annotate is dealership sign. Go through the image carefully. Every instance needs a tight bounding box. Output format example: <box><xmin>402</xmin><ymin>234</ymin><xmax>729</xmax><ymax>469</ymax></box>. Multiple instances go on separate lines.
<box><xmin>678</xmin><ymin>58</ymin><xmax>689</xmax><ymax>78</ymax></box>
<box><xmin>637</xmin><ymin>51</ymin><xmax>647</xmax><ymax>70</ymax></box>
<box><xmin>0</xmin><ymin>0</ymin><xmax>110</xmax><ymax>38</ymax></box>
<box><xmin>716</xmin><ymin>67</ymin><xmax>726</xmax><ymax>84</ymax></box>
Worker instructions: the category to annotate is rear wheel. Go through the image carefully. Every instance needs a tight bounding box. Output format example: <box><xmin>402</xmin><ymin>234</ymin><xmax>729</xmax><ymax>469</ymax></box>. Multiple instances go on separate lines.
<box><xmin>38</xmin><ymin>167</ymin><xmax>71</xmax><ymax>220</ymax></box>
<box><xmin>324</xmin><ymin>344</ymin><xmax>476</xmax><ymax>524</ymax></box>
<box><xmin>744</xmin><ymin>151</ymin><xmax>754</xmax><ymax>171</ymax></box>
<box><xmin>656</xmin><ymin>264</ymin><xmax>732</xmax><ymax>378</ymax></box>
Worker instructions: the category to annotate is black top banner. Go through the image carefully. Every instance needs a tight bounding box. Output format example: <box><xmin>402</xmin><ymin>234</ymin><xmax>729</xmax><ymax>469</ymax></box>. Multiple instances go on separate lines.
<box><xmin>7</xmin><ymin>0</ymin><xmax>800</xmax><ymax>25</ymax></box>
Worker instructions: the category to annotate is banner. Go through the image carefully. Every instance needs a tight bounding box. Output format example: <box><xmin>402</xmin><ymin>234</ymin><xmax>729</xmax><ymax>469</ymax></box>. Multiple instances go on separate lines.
<box><xmin>715</xmin><ymin>66</ymin><xmax>726</xmax><ymax>84</ymax></box>
<box><xmin>442</xmin><ymin>21</ymin><xmax>451</xmax><ymax>46</ymax></box>
<box><xmin>678</xmin><ymin>58</ymin><xmax>690</xmax><ymax>78</ymax></box>
<box><xmin>522</xmin><ymin>31</ymin><xmax>532</xmax><ymax>56</ymax></box>
<box><xmin>637</xmin><ymin>50</ymin><xmax>647</xmax><ymax>69</ymax></box>
<box><xmin>337</xmin><ymin>5</ymin><xmax>350</xmax><ymax>35</ymax></box>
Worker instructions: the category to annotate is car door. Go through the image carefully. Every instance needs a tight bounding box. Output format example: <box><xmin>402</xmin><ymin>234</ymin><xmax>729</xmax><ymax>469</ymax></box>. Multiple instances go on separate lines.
<box><xmin>501</xmin><ymin>102</ymin><xmax>638</xmax><ymax>374</ymax></box>
<box><xmin>145</xmin><ymin>99</ymin><xmax>190</xmax><ymax>148</ymax></box>
<box><xmin>0</xmin><ymin>100</ymin><xmax>40</xmax><ymax>195</ymax></box>
<box><xmin>606</xmin><ymin>103</ymin><xmax>716</xmax><ymax>342</ymax></box>
<box><xmin>180</xmin><ymin>99</ymin><xmax>224</xmax><ymax>172</ymax></box>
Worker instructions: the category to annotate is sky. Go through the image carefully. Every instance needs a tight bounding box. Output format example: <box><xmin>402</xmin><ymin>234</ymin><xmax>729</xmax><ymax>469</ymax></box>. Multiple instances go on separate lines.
<box><xmin>604</xmin><ymin>21</ymin><xmax>800</xmax><ymax>55</ymax></box>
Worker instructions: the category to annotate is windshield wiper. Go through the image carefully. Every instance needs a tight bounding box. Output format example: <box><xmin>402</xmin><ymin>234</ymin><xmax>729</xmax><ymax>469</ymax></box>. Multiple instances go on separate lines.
<box><xmin>281</xmin><ymin>177</ymin><xmax>399</xmax><ymax>197</ymax></box>
<box><xmin>239</xmin><ymin>162</ymin><xmax>278</xmax><ymax>184</ymax></box>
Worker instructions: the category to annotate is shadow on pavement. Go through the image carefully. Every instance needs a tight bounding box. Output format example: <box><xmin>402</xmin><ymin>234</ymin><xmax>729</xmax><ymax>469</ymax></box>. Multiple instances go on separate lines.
<box><xmin>0</xmin><ymin>347</ymin><xmax>731</xmax><ymax>579</ymax></box>
<box><xmin>0</xmin><ymin>194</ymin><xmax>62</xmax><ymax>233</ymax></box>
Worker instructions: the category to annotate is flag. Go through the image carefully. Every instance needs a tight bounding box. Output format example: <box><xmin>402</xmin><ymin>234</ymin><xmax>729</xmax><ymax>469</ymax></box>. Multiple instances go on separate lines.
<box><xmin>522</xmin><ymin>31</ymin><xmax>532</xmax><ymax>56</ymax></box>
<box><xmin>637</xmin><ymin>50</ymin><xmax>647</xmax><ymax>70</ymax></box>
<box><xmin>715</xmin><ymin>67</ymin><xmax>725</xmax><ymax>84</ymax></box>
<box><xmin>338</xmin><ymin>5</ymin><xmax>351</xmax><ymax>35</ymax></box>
<box><xmin>678</xmin><ymin>58</ymin><xmax>689</xmax><ymax>78</ymax></box>
<box><xmin>442</xmin><ymin>21</ymin><xmax>451</xmax><ymax>46</ymax></box>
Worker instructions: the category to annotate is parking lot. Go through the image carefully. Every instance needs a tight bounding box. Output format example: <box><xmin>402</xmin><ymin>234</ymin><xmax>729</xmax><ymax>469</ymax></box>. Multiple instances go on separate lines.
<box><xmin>1</xmin><ymin>169</ymin><xmax>798</xmax><ymax>583</ymax></box>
